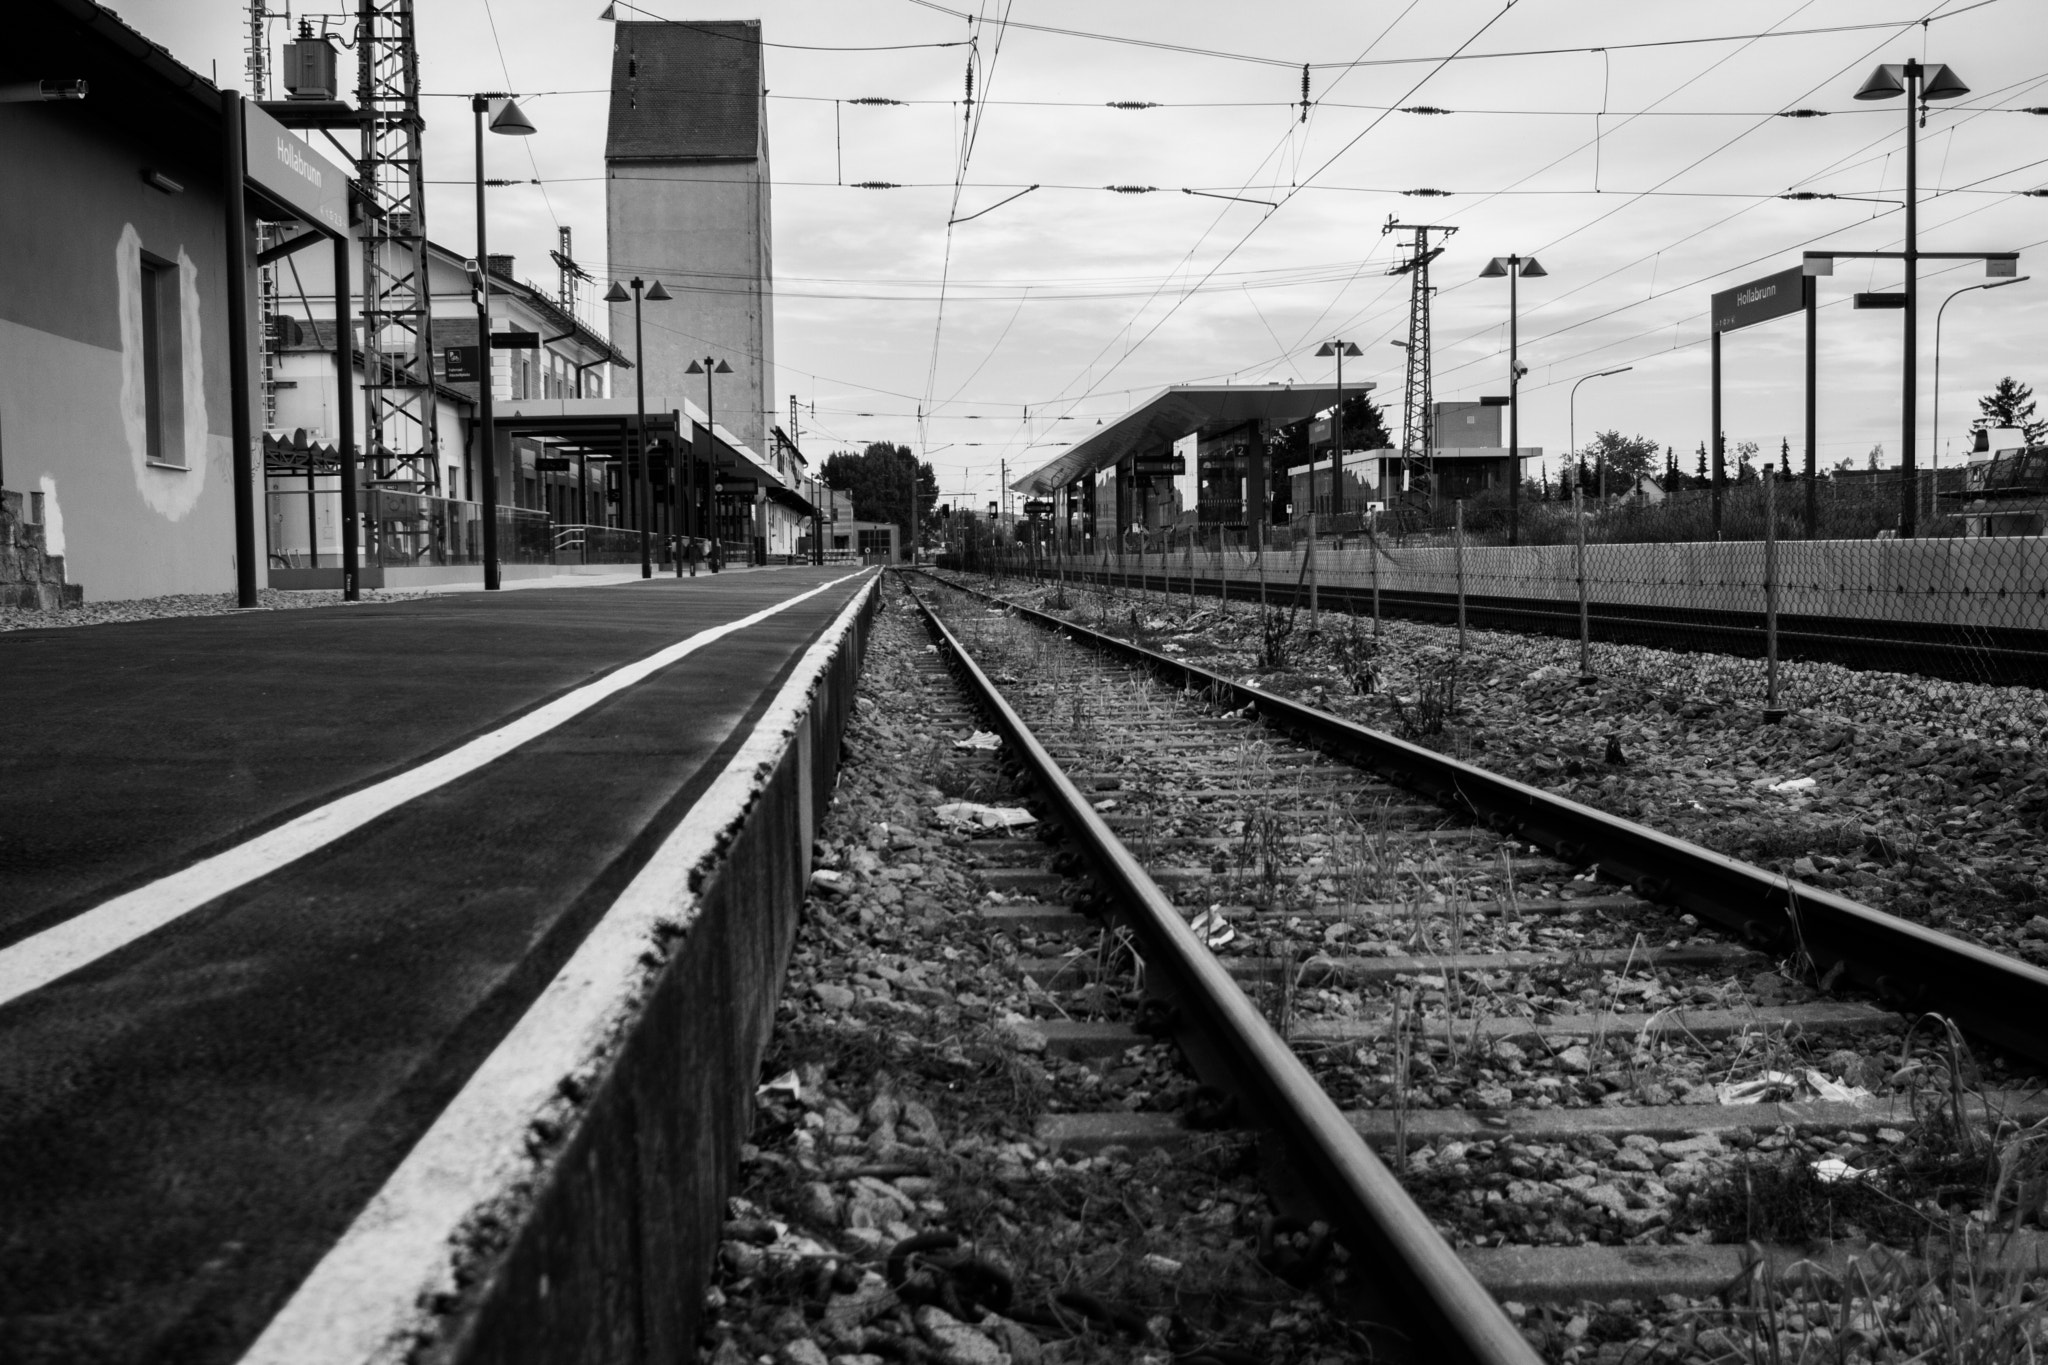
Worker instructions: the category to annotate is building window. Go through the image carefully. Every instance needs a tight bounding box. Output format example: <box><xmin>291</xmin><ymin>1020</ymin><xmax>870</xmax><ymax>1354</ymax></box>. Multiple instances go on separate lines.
<box><xmin>140</xmin><ymin>253</ymin><xmax>186</xmax><ymax>467</ymax></box>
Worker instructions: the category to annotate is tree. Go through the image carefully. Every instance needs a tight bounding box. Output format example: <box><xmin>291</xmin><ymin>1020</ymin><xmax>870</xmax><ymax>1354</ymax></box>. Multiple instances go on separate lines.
<box><xmin>1866</xmin><ymin>442</ymin><xmax>1884</xmax><ymax>471</ymax></box>
<box><xmin>820</xmin><ymin>442</ymin><xmax>939</xmax><ymax>555</ymax></box>
<box><xmin>1733</xmin><ymin>439</ymin><xmax>1760</xmax><ymax>485</ymax></box>
<box><xmin>1694</xmin><ymin>441</ymin><xmax>1709</xmax><ymax>488</ymax></box>
<box><xmin>1575</xmin><ymin>429</ymin><xmax>1659</xmax><ymax>491</ymax></box>
<box><xmin>1975</xmin><ymin>376</ymin><xmax>2045</xmax><ymax>444</ymax></box>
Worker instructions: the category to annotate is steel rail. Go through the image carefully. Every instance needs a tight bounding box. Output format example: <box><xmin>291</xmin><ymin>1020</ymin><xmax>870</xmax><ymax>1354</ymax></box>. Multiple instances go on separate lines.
<box><xmin>1013</xmin><ymin>564</ymin><xmax>2048</xmax><ymax>688</ymax></box>
<box><xmin>900</xmin><ymin>577</ymin><xmax>1542</xmax><ymax>1365</ymax></box>
<box><xmin>922</xmin><ymin>570</ymin><xmax>2048</xmax><ymax>1069</ymax></box>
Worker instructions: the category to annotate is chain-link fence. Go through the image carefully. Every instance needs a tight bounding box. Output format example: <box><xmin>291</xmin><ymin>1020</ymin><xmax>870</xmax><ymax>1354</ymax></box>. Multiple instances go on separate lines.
<box><xmin>944</xmin><ymin>487</ymin><xmax>2048</xmax><ymax>688</ymax></box>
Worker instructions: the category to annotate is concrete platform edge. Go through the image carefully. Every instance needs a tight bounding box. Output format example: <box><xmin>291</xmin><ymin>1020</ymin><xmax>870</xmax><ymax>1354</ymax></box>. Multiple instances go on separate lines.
<box><xmin>235</xmin><ymin>570</ymin><xmax>881</xmax><ymax>1365</ymax></box>
<box><xmin>439</xmin><ymin>570</ymin><xmax>882</xmax><ymax>1363</ymax></box>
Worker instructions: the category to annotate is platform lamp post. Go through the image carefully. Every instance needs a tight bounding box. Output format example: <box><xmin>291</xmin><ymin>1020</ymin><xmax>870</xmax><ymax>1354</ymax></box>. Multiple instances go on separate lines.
<box><xmin>685</xmin><ymin>357</ymin><xmax>733</xmax><ymax>568</ymax></box>
<box><xmin>1569</xmin><ymin>366</ymin><xmax>1633</xmax><ymax>505</ymax></box>
<box><xmin>472</xmin><ymin>93</ymin><xmax>537</xmax><ymax>590</ymax></box>
<box><xmin>1478</xmin><ymin>254</ymin><xmax>1547</xmax><ymax>545</ymax></box>
<box><xmin>604</xmin><ymin>276</ymin><xmax>672</xmax><ymax>577</ymax></box>
<box><xmin>1313</xmin><ymin>340</ymin><xmax>1363</xmax><ymax>519</ymax></box>
<box><xmin>1851</xmin><ymin>58</ymin><xmax>1971</xmax><ymax>539</ymax></box>
<box><xmin>1932</xmin><ymin>275</ymin><xmax>2028</xmax><ymax>484</ymax></box>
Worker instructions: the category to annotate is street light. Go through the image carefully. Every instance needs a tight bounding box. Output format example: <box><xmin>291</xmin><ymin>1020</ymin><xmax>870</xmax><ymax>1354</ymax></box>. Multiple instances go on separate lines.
<box><xmin>1478</xmin><ymin>254</ymin><xmax>1546</xmax><ymax>544</ymax></box>
<box><xmin>1312</xmin><ymin>340</ymin><xmax>1363</xmax><ymax>518</ymax></box>
<box><xmin>1932</xmin><ymin>275</ymin><xmax>2028</xmax><ymax>485</ymax></box>
<box><xmin>1851</xmin><ymin>58</ymin><xmax>1971</xmax><ymax>537</ymax></box>
<box><xmin>604</xmin><ymin>277</ymin><xmax>672</xmax><ymax>577</ymax></box>
<box><xmin>1568</xmin><ymin>366</ymin><xmax>1634</xmax><ymax>504</ymax></box>
<box><xmin>471</xmin><ymin>93</ymin><xmax>536</xmax><ymax>591</ymax></box>
<box><xmin>686</xmin><ymin>356</ymin><xmax>734</xmax><ymax>570</ymax></box>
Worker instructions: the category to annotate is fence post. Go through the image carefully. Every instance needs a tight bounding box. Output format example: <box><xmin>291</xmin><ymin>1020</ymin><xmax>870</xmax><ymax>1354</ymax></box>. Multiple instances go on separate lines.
<box><xmin>1220</xmin><ymin>531</ymin><xmax>1230</xmax><ymax>613</ymax></box>
<box><xmin>1764</xmin><ymin>469</ymin><xmax>1787</xmax><ymax>723</ymax></box>
<box><xmin>1454</xmin><ymin>498</ymin><xmax>1467</xmax><ymax>653</ymax></box>
<box><xmin>1574</xmin><ymin>485</ymin><xmax>1594</xmax><ymax>684</ymax></box>
<box><xmin>1186</xmin><ymin>530</ymin><xmax>1195</xmax><ymax>614</ymax></box>
<box><xmin>1307</xmin><ymin>512</ymin><xmax>1319</xmax><ymax>633</ymax></box>
<box><xmin>1367</xmin><ymin>513</ymin><xmax>1381</xmax><ymax>638</ymax></box>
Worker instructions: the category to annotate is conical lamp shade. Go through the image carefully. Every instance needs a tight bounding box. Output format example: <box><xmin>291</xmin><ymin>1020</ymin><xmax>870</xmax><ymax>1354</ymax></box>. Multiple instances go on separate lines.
<box><xmin>644</xmin><ymin>280</ymin><xmax>672</xmax><ymax>301</ymax></box>
<box><xmin>1854</xmin><ymin>64</ymin><xmax>1906</xmax><ymax>100</ymax></box>
<box><xmin>603</xmin><ymin>281</ymin><xmax>630</xmax><ymax>302</ymax></box>
<box><xmin>1520</xmin><ymin>257</ymin><xmax>1548</xmax><ymax>278</ymax></box>
<box><xmin>1920</xmin><ymin>63</ymin><xmax>1969</xmax><ymax>101</ymax></box>
<box><xmin>489</xmin><ymin>97</ymin><xmax>538</xmax><ymax>135</ymax></box>
<box><xmin>1478</xmin><ymin>258</ymin><xmax>1509</xmax><ymax>278</ymax></box>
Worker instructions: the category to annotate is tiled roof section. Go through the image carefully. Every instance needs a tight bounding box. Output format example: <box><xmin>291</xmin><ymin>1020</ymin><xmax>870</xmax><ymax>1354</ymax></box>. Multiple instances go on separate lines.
<box><xmin>605</xmin><ymin>20</ymin><xmax>762</xmax><ymax>162</ymax></box>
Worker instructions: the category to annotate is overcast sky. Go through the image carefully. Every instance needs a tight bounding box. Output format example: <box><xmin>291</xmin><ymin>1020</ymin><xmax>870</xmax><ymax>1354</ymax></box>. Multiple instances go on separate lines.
<box><xmin>134</xmin><ymin>0</ymin><xmax>2046</xmax><ymax>506</ymax></box>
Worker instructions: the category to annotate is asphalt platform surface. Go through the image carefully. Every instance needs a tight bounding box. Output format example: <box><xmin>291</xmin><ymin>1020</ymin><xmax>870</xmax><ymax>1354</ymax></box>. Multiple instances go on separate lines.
<box><xmin>0</xmin><ymin>567</ymin><xmax>873</xmax><ymax>1363</ymax></box>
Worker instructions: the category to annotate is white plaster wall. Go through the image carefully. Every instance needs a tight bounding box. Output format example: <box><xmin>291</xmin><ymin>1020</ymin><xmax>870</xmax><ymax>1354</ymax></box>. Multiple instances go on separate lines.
<box><xmin>0</xmin><ymin>316</ymin><xmax>240</xmax><ymax>600</ymax></box>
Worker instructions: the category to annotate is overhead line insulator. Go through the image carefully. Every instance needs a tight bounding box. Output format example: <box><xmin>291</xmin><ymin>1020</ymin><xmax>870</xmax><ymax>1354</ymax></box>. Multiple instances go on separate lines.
<box><xmin>1402</xmin><ymin>105</ymin><xmax>1452</xmax><ymax>115</ymax></box>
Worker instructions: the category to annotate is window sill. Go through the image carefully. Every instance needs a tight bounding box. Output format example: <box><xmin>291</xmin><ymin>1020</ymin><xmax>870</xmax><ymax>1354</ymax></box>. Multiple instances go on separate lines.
<box><xmin>145</xmin><ymin>460</ymin><xmax>190</xmax><ymax>472</ymax></box>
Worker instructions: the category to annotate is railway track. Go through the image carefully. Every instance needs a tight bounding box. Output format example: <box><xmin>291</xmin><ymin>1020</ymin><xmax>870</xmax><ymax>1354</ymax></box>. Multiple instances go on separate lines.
<box><xmin>902</xmin><ymin>569</ymin><xmax>2048</xmax><ymax>1362</ymax></box>
<box><xmin>984</xmin><ymin>559</ymin><xmax>2048</xmax><ymax>689</ymax></box>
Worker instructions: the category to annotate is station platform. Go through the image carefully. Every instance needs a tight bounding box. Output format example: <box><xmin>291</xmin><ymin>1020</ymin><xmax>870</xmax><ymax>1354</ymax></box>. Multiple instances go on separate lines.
<box><xmin>0</xmin><ymin>566</ymin><xmax>879</xmax><ymax>1363</ymax></box>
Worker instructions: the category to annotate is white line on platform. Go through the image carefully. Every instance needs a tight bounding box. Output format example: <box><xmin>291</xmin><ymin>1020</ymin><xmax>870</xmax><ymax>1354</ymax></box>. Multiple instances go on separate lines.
<box><xmin>0</xmin><ymin>570</ymin><xmax>872</xmax><ymax>1011</ymax></box>
<box><xmin>237</xmin><ymin>572</ymin><xmax>881</xmax><ymax>1365</ymax></box>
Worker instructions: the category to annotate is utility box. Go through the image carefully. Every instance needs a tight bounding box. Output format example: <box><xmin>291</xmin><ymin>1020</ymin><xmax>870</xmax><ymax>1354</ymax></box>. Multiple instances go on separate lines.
<box><xmin>281</xmin><ymin>34</ymin><xmax>339</xmax><ymax>101</ymax></box>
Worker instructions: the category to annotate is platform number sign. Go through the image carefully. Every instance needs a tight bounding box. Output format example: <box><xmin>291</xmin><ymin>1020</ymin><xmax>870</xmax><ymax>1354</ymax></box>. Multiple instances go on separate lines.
<box><xmin>1023</xmin><ymin>500</ymin><xmax>1054</xmax><ymax>517</ymax></box>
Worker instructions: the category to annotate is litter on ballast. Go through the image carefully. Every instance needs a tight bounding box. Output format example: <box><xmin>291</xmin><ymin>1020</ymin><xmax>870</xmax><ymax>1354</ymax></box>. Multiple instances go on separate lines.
<box><xmin>954</xmin><ymin>730</ymin><xmax>1002</xmax><ymax>751</ymax></box>
<box><xmin>1188</xmin><ymin>907</ymin><xmax>1235</xmax><ymax>948</ymax></box>
<box><xmin>1770</xmin><ymin>777</ymin><xmax>1819</xmax><ymax>793</ymax></box>
<box><xmin>756</xmin><ymin>1069</ymin><xmax>803</xmax><ymax>1103</ymax></box>
<box><xmin>934</xmin><ymin>801</ymin><xmax>1037</xmax><ymax>830</ymax></box>
<box><xmin>1716</xmin><ymin>1068</ymin><xmax>1872</xmax><ymax>1106</ymax></box>
<box><xmin>1811</xmin><ymin>1157</ymin><xmax>1866</xmax><ymax>1184</ymax></box>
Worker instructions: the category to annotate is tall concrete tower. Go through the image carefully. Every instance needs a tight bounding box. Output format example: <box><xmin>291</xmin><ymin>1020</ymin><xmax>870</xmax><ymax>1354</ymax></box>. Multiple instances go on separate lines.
<box><xmin>605</xmin><ymin>20</ymin><xmax>774</xmax><ymax>458</ymax></box>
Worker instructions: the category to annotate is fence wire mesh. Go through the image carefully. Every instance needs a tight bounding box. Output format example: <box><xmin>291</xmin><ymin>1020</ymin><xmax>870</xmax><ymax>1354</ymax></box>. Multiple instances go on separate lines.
<box><xmin>945</xmin><ymin>477</ymin><xmax>2048</xmax><ymax>691</ymax></box>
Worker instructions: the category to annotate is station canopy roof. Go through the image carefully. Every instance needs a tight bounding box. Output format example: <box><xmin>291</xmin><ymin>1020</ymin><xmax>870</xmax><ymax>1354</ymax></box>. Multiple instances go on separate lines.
<box><xmin>1009</xmin><ymin>382</ymin><xmax>1372</xmax><ymax>495</ymax></box>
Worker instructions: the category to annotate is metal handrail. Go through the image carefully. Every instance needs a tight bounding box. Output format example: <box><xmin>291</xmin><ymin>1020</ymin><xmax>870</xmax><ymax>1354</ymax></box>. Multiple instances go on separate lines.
<box><xmin>901</xmin><ymin>575</ymin><xmax>1542</xmax><ymax>1365</ymax></box>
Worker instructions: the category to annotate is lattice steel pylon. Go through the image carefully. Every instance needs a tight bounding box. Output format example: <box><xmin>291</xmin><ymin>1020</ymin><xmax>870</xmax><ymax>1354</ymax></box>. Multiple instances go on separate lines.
<box><xmin>355</xmin><ymin>0</ymin><xmax>438</xmax><ymax>490</ymax></box>
<box><xmin>249</xmin><ymin>1</ymin><xmax>278</xmax><ymax>431</ymax></box>
<box><xmin>1384</xmin><ymin>219</ymin><xmax>1455</xmax><ymax>508</ymax></box>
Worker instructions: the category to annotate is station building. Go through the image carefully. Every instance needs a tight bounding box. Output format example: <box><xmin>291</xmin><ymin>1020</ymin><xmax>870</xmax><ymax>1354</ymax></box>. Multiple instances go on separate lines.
<box><xmin>2</xmin><ymin>1</ymin><xmax>255</xmax><ymax>601</ymax></box>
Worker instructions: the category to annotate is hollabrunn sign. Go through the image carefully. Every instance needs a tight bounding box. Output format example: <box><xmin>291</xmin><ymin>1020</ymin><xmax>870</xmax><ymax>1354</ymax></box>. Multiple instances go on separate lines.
<box><xmin>1710</xmin><ymin>265</ymin><xmax>1805</xmax><ymax>334</ymax></box>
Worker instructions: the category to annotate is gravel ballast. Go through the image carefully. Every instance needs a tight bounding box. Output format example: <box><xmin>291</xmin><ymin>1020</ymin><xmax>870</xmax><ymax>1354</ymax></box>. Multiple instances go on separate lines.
<box><xmin>700</xmin><ymin>584</ymin><xmax>1375</xmax><ymax>1364</ymax></box>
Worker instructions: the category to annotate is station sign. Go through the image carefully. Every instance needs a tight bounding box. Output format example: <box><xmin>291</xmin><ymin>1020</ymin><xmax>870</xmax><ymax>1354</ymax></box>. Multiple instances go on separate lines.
<box><xmin>534</xmin><ymin>456</ymin><xmax>571</xmax><ymax>472</ymax></box>
<box><xmin>244</xmin><ymin>102</ymin><xmax>350</xmax><ymax>236</ymax></box>
<box><xmin>1132</xmin><ymin>456</ymin><xmax>1186</xmax><ymax>476</ymax></box>
<box><xmin>715</xmin><ymin>476</ymin><xmax>758</xmax><ymax>495</ymax></box>
<box><xmin>1023</xmin><ymin>499</ymin><xmax>1054</xmax><ymax>516</ymax></box>
<box><xmin>490</xmin><ymin>331</ymin><xmax>542</xmax><ymax>350</ymax></box>
<box><xmin>1711</xmin><ymin>265</ymin><xmax>1805</xmax><ymax>334</ymax></box>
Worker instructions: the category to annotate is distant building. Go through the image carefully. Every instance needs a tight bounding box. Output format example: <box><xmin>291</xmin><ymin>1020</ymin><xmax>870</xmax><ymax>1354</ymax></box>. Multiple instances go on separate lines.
<box><xmin>1430</xmin><ymin>400</ymin><xmax>1540</xmax><ymax>500</ymax></box>
<box><xmin>605</xmin><ymin>20</ymin><xmax>775</xmax><ymax>460</ymax></box>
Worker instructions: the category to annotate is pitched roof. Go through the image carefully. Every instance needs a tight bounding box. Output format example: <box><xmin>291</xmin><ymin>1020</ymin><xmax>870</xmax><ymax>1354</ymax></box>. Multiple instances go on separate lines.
<box><xmin>605</xmin><ymin>20</ymin><xmax>762</xmax><ymax>162</ymax></box>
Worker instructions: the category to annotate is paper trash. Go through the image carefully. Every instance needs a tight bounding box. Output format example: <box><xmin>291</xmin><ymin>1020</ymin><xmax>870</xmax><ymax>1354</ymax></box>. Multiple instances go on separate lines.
<box><xmin>954</xmin><ymin>730</ymin><xmax>1002</xmax><ymax>751</ymax></box>
<box><xmin>934</xmin><ymin>801</ymin><xmax>1037</xmax><ymax>830</ymax></box>
<box><xmin>1188</xmin><ymin>907</ymin><xmax>1236</xmax><ymax>949</ymax></box>
<box><xmin>756</xmin><ymin>1069</ymin><xmax>803</xmax><ymax>1103</ymax></box>
<box><xmin>1770</xmin><ymin>777</ymin><xmax>1819</xmax><ymax>793</ymax></box>
<box><xmin>1716</xmin><ymin>1068</ymin><xmax>1872</xmax><ymax>1106</ymax></box>
<box><xmin>1810</xmin><ymin>1157</ymin><xmax>1865</xmax><ymax>1184</ymax></box>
